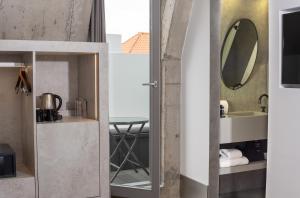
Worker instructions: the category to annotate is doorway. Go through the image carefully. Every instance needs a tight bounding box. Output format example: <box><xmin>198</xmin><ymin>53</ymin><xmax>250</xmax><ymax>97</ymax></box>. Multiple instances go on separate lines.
<box><xmin>105</xmin><ymin>0</ymin><xmax>160</xmax><ymax>197</ymax></box>
<box><xmin>218</xmin><ymin>0</ymin><xmax>269</xmax><ymax>197</ymax></box>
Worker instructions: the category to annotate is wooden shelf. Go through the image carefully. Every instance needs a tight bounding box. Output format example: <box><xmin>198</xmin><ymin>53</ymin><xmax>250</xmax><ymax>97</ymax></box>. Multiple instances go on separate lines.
<box><xmin>37</xmin><ymin>116</ymin><xmax>97</xmax><ymax>125</ymax></box>
<box><xmin>220</xmin><ymin>188</ymin><xmax>266</xmax><ymax>198</ymax></box>
<box><xmin>0</xmin><ymin>163</ymin><xmax>35</xmax><ymax>197</ymax></box>
<box><xmin>0</xmin><ymin>40</ymin><xmax>105</xmax><ymax>54</ymax></box>
<box><xmin>219</xmin><ymin>160</ymin><xmax>267</xmax><ymax>175</ymax></box>
<box><xmin>0</xmin><ymin>62</ymin><xmax>25</xmax><ymax>68</ymax></box>
<box><xmin>0</xmin><ymin>163</ymin><xmax>34</xmax><ymax>181</ymax></box>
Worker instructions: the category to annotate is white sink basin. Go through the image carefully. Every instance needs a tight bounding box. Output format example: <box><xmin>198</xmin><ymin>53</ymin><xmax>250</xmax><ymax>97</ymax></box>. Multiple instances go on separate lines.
<box><xmin>220</xmin><ymin>111</ymin><xmax>268</xmax><ymax>144</ymax></box>
<box><xmin>227</xmin><ymin>111</ymin><xmax>267</xmax><ymax>117</ymax></box>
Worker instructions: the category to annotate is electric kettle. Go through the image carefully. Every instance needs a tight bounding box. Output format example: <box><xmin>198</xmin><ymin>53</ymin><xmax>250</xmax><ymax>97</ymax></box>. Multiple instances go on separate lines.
<box><xmin>40</xmin><ymin>93</ymin><xmax>62</xmax><ymax>111</ymax></box>
<box><xmin>37</xmin><ymin>93</ymin><xmax>63</xmax><ymax>122</ymax></box>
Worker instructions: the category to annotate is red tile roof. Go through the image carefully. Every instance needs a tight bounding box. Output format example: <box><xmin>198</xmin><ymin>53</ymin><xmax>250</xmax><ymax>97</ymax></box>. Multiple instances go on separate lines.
<box><xmin>122</xmin><ymin>32</ymin><xmax>149</xmax><ymax>54</ymax></box>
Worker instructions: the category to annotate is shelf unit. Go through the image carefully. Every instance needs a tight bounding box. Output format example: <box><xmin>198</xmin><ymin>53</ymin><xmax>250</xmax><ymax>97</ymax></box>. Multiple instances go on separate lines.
<box><xmin>0</xmin><ymin>40</ymin><xmax>109</xmax><ymax>198</ymax></box>
<box><xmin>0</xmin><ymin>51</ymin><xmax>34</xmax><ymax>173</ymax></box>
<box><xmin>220</xmin><ymin>188</ymin><xmax>266</xmax><ymax>198</ymax></box>
<box><xmin>0</xmin><ymin>62</ymin><xmax>25</xmax><ymax>67</ymax></box>
<box><xmin>37</xmin><ymin>116</ymin><xmax>97</xmax><ymax>124</ymax></box>
<box><xmin>219</xmin><ymin>160</ymin><xmax>267</xmax><ymax>175</ymax></box>
<box><xmin>0</xmin><ymin>163</ymin><xmax>35</xmax><ymax>197</ymax></box>
<box><xmin>8</xmin><ymin>163</ymin><xmax>34</xmax><ymax>179</ymax></box>
<box><xmin>35</xmin><ymin>50</ymin><xmax>100</xmax><ymax>119</ymax></box>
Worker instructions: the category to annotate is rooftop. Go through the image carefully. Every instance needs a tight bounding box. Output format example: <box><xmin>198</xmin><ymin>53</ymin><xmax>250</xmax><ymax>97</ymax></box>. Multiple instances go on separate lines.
<box><xmin>122</xmin><ymin>32</ymin><xmax>149</xmax><ymax>54</ymax></box>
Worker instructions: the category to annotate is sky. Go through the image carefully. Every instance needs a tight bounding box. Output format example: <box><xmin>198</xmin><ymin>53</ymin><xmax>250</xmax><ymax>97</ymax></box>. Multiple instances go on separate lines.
<box><xmin>105</xmin><ymin>0</ymin><xmax>150</xmax><ymax>42</ymax></box>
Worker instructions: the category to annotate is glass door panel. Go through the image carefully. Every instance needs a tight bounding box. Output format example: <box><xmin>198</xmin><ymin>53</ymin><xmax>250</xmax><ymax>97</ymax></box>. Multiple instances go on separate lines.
<box><xmin>106</xmin><ymin>0</ymin><xmax>160</xmax><ymax>197</ymax></box>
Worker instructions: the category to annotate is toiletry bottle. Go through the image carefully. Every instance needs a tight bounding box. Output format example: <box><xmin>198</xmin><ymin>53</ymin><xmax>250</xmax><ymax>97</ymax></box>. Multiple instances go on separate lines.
<box><xmin>220</xmin><ymin>105</ymin><xmax>225</xmax><ymax>118</ymax></box>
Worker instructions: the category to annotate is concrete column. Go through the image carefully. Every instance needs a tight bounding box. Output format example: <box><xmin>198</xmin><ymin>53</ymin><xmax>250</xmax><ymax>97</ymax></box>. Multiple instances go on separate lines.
<box><xmin>160</xmin><ymin>0</ymin><xmax>193</xmax><ymax>197</ymax></box>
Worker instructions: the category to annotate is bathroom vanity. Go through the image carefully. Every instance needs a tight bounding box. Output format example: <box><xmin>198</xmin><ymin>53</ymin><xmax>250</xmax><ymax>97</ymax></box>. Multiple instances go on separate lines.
<box><xmin>220</xmin><ymin>111</ymin><xmax>268</xmax><ymax>144</ymax></box>
<box><xmin>219</xmin><ymin>112</ymin><xmax>268</xmax><ymax>175</ymax></box>
<box><xmin>0</xmin><ymin>40</ymin><xmax>109</xmax><ymax>198</ymax></box>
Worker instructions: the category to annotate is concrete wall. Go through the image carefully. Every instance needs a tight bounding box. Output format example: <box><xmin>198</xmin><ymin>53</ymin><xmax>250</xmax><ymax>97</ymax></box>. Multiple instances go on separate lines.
<box><xmin>267</xmin><ymin>1</ymin><xmax>300</xmax><ymax>198</ymax></box>
<box><xmin>181</xmin><ymin>0</ymin><xmax>210</xmax><ymax>185</ymax></box>
<box><xmin>220</xmin><ymin>0</ymin><xmax>268</xmax><ymax>112</ymax></box>
<box><xmin>0</xmin><ymin>0</ymin><xmax>92</xmax><ymax>41</ymax></box>
<box><xmin>109</xmin><ymin>53</ymin><xmax>149</xmax><ymax>118</ymax></box>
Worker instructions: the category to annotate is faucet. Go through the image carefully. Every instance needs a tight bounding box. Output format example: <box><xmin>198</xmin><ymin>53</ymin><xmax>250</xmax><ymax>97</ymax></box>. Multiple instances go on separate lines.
<box><xmin>258</xmin><ymin>94</ymin><xmax>269</xmax><ymax>112</ymax></box>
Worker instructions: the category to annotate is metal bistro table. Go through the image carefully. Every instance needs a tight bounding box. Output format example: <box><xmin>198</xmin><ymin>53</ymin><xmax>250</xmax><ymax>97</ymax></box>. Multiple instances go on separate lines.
<box><xmin>109</xmin><ymin>117</ymin><xmax>150</xmax><ymax>183</ymax></box>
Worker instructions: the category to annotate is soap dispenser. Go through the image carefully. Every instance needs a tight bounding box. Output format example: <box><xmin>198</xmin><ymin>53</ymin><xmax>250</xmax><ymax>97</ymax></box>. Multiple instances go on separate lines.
<box><xmin>220</xmin><ymin>105</ymin><xmax>225</xmax><ymax>118</ymax></box>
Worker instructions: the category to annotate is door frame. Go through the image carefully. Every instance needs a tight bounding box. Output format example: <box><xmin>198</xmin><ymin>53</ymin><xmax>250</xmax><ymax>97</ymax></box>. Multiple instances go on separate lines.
<box><xmin>110</xmin><ymin>0</ymin><xmax>161</xmax><ymax>197</ymax></box>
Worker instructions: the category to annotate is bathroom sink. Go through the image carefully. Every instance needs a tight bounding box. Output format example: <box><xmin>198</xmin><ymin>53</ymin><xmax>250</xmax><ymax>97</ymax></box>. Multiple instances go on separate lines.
<box><xmin>220</xmin><ymin>111</ymin><xmax>268</xmax><ymax>144</ymax></box>
<box><xmin>227</xmin><ymin>111</ymin><xmax>267</xmax><ymax>117</ymax></box>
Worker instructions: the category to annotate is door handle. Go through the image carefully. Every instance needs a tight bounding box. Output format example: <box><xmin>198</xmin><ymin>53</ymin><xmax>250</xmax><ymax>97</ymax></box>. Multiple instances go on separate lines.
<box><xmin>142</xmin><ymin>81</ymin><xmax>158</xmax><ymax>88</ymax></box>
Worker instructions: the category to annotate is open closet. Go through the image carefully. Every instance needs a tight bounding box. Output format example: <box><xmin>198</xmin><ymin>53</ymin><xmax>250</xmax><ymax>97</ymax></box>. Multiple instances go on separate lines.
<box><xmin>0</xmin><ymin>40</ymin><xmax>109</xmax><ymax>198</ymax></box>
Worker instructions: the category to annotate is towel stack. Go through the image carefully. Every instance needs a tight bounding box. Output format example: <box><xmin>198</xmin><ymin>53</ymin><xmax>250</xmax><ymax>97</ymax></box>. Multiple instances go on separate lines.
<box><xmin>219</xmin><ymin>149</ymin><xmax>249</xmax><ymax>168</ymax></box>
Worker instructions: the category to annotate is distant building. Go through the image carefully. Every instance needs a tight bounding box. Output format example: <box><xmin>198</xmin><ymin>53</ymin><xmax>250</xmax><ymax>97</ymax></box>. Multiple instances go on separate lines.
<box><xmin>106</xmin><ymin>34</ymin><xmax>123</xmax><ymax>53</ymax></box>
<box><xmin>122</xmin><ymin>32</ymin><xmax>149</xmax><ymax>54</ymax></box>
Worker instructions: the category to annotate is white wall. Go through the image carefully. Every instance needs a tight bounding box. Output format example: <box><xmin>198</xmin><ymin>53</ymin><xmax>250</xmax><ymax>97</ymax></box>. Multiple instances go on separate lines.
<box><xmin>181</xmin><ymin>0</ymin><xmax>210</xmax><ymax>185</ymax></box>
<box><xmin>109</xmin><ymin>54</ymin><xmax>149</xmax><ymax>118</ymax></box>
<box><xmin>267</xmin><ymin>1</ymin><xmax>300</xmax><ymax>197</ymax></box>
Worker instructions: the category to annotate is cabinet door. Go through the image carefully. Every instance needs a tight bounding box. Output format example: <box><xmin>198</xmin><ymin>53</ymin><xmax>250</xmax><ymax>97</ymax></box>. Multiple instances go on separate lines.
<box><xmin>37</xmin><ymin>121</ymin><xmax>100</xmax><ymax>198</ymax></box>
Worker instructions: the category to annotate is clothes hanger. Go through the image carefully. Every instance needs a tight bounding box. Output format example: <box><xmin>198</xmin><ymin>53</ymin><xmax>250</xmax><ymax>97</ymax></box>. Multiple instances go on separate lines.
<box><xmin>15</xmin><ymin>67</ymin><xmax>31</xmax><ymax>95</ymax></box>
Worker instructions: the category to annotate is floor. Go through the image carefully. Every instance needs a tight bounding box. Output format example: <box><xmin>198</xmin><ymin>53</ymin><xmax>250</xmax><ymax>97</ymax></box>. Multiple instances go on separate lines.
<box><xmin>220</xmin><ymin>188</ymin><xmax>265</xmax><ymax>198</ymax></box>
<box><xmin>110</xmin><ymin>168</ymin><xmax>151</xmax><ymax>188</ymax></box>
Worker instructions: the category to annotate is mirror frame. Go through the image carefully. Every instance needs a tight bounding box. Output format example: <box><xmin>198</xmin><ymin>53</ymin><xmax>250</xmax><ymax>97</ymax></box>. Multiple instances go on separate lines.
<box><xmin>220</xmin><ymin>18</ymin><xmax>259</xmax><ymax>90</ymax></box>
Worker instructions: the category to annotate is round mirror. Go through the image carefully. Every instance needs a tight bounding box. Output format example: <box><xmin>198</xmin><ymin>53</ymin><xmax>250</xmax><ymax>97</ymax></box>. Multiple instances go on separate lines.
<box><xmin>221</xmin><ymin>19</ymin><xmax>258</xmax><ymax>90</ymax></box>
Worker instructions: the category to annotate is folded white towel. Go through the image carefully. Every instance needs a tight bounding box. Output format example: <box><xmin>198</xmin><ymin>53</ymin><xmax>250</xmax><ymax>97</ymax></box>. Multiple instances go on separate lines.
<box><xmin>219</xmin><ymin>156</ymin><xmax>249</xmax><ymax>168</ymax></box>
<box><xmin>220</xmin><ymin>149</ymin><xmax>243</xmax><ymax>159</ymax></box>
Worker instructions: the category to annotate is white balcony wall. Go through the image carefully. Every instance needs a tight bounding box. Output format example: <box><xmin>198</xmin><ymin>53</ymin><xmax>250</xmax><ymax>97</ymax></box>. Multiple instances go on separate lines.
<box><xmin>109</xmin><ymin>53</ymin><xmax>150</xmax><ymax>118</ymax></box>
